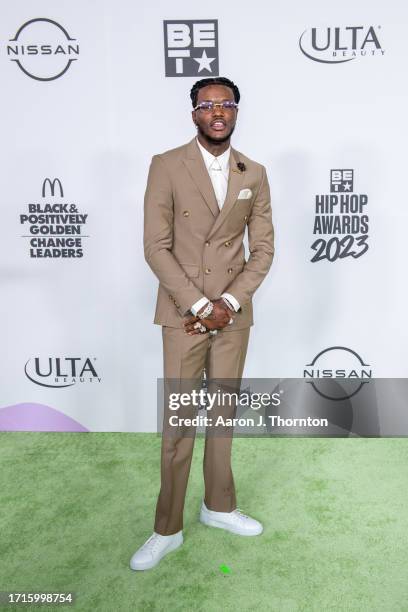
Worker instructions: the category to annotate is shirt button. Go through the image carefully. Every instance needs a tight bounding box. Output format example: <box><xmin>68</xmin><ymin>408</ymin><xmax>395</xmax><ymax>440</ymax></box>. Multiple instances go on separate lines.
<box><xmin>205</xmin><ymin>268</ymin><xmax>211</xmax><ymax>274</ymax></box>
<box><xmin>205</xmin><ymin>240</ymin><xmax>211</xmax><ymax>246</ymax></box>
<box><xmin>227</xmin><ymin>268</ymin><xmax>233</xmax><ymax>274</ymax></box>
<box><xmin>224</xmin><ymin>241</ymin><xmax>231</xmax><ymax>247</ymax></box>
<box><xmin>183</xmin><ymin>210</ymin><xmax>190</xmax><ymax>217</ymax></box>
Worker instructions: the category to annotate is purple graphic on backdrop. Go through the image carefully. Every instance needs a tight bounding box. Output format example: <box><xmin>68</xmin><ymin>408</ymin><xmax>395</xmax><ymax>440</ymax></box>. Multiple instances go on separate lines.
<box><xmin>0</xmin><ymin>403</ymin><xmax>89</xmax><ymax>431</ymax></box>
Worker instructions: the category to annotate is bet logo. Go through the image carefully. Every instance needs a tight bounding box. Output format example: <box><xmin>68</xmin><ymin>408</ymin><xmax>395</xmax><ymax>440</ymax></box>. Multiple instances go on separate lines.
<box><xmin>163</xmin><ymin>20</ymin><xmax>219</xmax><ymax>77</ymax></box>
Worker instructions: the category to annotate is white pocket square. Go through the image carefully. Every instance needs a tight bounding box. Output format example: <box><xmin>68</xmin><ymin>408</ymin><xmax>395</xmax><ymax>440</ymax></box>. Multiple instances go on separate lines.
<box><xmin>238</xmin><ymin>188</ymin><xmax>252</xmax><ymax>199</ymax></box>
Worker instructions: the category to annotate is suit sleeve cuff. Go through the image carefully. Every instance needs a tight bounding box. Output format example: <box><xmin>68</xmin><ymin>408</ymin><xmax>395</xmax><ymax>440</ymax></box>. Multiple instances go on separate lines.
<box><xmin>191</xmin><ymin>297</ymin><xmax>210</xmax><ymax>316</ymax></box>
<box><xmin>221</xmin><ymin>293</ymin><xmax>240</xmax><ymax>312</ymax></box>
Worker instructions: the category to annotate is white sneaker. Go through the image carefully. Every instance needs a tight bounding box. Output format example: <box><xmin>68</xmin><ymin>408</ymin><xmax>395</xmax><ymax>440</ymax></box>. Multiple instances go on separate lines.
<box><xmin>129</xmin><ymin>531</ymin><xmax>183</xmax><ymax>571</ymax></box>
<box><xmin>200</xmin><ymin>501</ymin><xmax>263</xmax><ymax>536</ymax></box>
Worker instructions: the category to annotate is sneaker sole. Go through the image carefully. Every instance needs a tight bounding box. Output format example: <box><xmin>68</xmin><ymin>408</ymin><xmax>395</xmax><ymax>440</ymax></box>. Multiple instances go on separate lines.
<box><xmin>130</xmin><ymin>536</ymin><xmax>183</xmax><ymax>571</ymax></box>
<box><xmin>200</xmin><ymin>513</ymin><xmax>263</xmax><ymax>536</ymax></box>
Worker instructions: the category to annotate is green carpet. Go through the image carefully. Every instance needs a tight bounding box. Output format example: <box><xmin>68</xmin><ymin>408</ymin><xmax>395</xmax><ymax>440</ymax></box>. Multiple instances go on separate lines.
<box><xmin>1</xmin><ymin>433</ymin><xmax>408</xmax><ymax>611</ymax></box>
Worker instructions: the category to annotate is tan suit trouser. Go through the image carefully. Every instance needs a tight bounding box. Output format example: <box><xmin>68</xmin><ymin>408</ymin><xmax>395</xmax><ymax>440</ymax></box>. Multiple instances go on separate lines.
<box><xmin>154</xmin><ymin>326</ymin><xmax>250</xmax><ymax>536</ymax></box>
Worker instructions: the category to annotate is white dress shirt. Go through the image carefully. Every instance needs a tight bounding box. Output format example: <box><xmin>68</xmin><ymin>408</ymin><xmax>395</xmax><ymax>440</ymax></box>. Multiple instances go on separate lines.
<box><xmin>190</xmin><ymin>138</ymin><xmax>240</xmax><ymax>317</ymax></box>
<box><xmin>196</xmin><ymin>137</ymin><xmax>230</xmax><ymax>209</ymax></box>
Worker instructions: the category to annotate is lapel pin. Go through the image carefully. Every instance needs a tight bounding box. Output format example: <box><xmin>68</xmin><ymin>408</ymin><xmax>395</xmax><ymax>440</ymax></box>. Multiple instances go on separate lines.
<box><xmin>237</xmin><ymin>162</ymin><xmax>246</xmax><ymax>172</ymax></box>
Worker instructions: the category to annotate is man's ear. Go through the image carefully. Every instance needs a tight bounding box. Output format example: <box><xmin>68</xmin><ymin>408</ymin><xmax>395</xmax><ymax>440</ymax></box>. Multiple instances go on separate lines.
<box><xmin>191</xmin><ymin>110</ymin><xmax>197</xmax><ymax>125</ymax></box>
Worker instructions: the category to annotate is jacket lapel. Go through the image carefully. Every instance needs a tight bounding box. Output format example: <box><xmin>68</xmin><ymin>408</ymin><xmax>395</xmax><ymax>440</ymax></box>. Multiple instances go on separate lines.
<box><xmin>182</xmin><ymin>138</ymin><xmax>220</xmax><ymax>217</ymax></box>
<box><xmin>206</xmin><ymin>147</ymin><xmax>245</xmax><ymax>239</ymax></box>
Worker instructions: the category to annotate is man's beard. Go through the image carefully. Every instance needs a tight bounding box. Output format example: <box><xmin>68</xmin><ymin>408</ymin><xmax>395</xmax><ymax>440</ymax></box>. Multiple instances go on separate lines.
<box><xmin>197</xmin><ymin>123</ymin><xmax>235</xmax><ymax>145</ymax></box>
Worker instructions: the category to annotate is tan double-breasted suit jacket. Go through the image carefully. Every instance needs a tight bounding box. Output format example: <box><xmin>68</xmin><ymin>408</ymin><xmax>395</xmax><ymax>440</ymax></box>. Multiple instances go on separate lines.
<box><xmin>144</xmin><ymin>137</ymin><xmax>274</xmax><ymax>330</ymax></box>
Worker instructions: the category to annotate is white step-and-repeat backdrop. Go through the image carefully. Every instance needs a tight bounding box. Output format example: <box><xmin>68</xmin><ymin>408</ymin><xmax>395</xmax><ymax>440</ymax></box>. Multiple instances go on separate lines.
<box><xmin>1</xmin><ymin>0</ymin><xmax>407</xmax><ymax>432</ymax></box>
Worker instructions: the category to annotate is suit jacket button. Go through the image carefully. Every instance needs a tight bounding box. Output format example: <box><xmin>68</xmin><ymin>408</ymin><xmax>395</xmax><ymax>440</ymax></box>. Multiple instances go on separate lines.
<box><xmin>175</xmin><ymin>302</ymin><xmax>180</xmax><ymax>308</ymax></box>
<box><xmin>205</xmin><ymin>268</ymin><xmax>211</xmax><ymax>274</ymax></box>
<box><xmin>227</xmin><ymin>267</ymin><xmax>233</xmax><ymax>274</ymax></box>
<box><xmin>183</xmin><ymin>210</ymin><xmax>190</xmax><ymax>217</ymax></box>
<box><xmin>224</xmin><ymin>241</ymin><xmax>231</xmax><ymax>247</ymax></box>
<box><xmin>205</xmin><ymin>240</ymin><xmax>211</xmax><ymax>246</ymax></box>
<box><xmin>244</xmin><ymin>215</ymin><xmax>248</xmax><ymax>221</ymax></box>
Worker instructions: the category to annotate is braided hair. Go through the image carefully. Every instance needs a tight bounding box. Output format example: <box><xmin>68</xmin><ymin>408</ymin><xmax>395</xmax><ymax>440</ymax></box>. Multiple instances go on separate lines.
<box><xmin>190</xmin><ymin>77</ymin><xmax>241</xmax><ymax>107</ymax></box>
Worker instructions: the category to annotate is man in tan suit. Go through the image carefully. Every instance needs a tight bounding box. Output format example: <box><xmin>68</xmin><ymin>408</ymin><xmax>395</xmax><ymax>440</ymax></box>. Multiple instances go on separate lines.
<box><xmin>130</xmin><ymin>77</ymin><xmax>274</xmax><ymax>570</ymax></box>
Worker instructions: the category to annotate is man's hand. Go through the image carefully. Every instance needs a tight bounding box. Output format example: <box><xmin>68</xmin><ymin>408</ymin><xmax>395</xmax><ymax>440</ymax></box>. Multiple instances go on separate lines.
<box><xmin>183</xmin><ymin>313</ymin><xmax>204</xmax><ymax>335</ymax></box>
<box><xmin>213</xmin><ymin>298</ymin><xmax>235</xmax><ymax>320</ymax></box>
<box><xmin>183</xmin><ymin>299</ymin><xmax>235</xmax><ymax>335</ymax></box>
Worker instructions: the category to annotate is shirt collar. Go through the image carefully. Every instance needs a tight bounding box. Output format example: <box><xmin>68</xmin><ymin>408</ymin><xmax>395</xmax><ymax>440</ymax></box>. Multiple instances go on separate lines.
<box><xmin>196</xmin><ymin>137</ymin><xmax>230</xmax><ymax>173</ymax></box>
